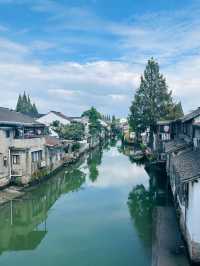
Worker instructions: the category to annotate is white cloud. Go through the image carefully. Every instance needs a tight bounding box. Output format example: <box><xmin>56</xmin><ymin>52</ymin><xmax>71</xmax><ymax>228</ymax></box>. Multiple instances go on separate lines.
<box><xmin>86</xmin><ymin>149</ymin><xmax>149</xmax><ymax>189</ymax></box>
<box><xmin>0</xmin><ymin>36</ymin><xmax>139</xmax><ymax>116</ymax></box>
<box><xmin>109</xmin><ymin>94</ymin><xmax>127</xmax><ymax>102</ymax></box>
<box><xmin>0</xmin><ymin>1</ymin><xmax>200</xmax><ymax>115</ymax></box>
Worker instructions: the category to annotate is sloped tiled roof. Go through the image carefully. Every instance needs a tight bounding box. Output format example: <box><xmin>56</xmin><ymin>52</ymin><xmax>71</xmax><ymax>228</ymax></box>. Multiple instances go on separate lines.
<box><xmin>0</xmin><ymin>107</ymin><xmax>44</xmax><ymax>126</ymax></box>
<box><xmin>173</xmin><ymin>149</ymin><xmax>200</xmax><ymax>182</ymax></box>
<box><xmin>182</xmin><ymin>107</ymin><xmax>200</xmax><ymax>123</ymax></box>
<box><xmin>50</xmin><ymin>111</ymin><xmax>71</xmax><ymax>121</ymax></box>
<box><xmin>164</xmin><ymin>139</ymin><xmax>188</xmax><ymax>154</ymax></box>
<box><xmin>45</xmin><ymin>136</ymin><xmax>61</xmax><ymax>147</ymax></box>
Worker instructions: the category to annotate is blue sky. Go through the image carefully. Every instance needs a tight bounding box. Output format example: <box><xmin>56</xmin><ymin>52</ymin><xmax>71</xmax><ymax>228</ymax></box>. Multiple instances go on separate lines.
<box><xmin>0</xmin><ymin>0</ymin><xmax>199</xmax><ymax>117</ymax></box>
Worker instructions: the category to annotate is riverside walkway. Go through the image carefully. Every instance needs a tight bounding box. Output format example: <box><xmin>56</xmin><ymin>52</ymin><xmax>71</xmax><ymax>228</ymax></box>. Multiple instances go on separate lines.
<box><xmin>152</xmin><ymin>207</ymin><xmax>190</xmax><ymax>266</ymax></box>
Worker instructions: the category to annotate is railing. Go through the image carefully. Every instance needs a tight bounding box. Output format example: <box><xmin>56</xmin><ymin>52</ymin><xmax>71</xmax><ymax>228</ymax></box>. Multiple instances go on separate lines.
<box><xmin>14</xmin><ymin>134</ymin><xmax>45</xmax><ymax>139</ymax></box>
<box><xmin>11</xmin><ymin>137</ymin><xmax>46</xmax><ymax>149</ymax></box>
<box><xmin>11</xmin><ymin>169</ymin><xmax>23</xmax><ymax>177</ymax></box>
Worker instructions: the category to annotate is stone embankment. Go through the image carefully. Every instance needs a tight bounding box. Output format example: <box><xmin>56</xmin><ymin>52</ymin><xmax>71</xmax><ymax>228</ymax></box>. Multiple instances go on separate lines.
<box><xmin>152</xmin><ymin>207</ymin><xmax>190</xmax><ymax>266</ymax></box>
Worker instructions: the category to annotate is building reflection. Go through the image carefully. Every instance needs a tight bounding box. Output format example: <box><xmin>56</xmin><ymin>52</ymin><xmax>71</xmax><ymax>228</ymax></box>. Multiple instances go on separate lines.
<box><xmin>0</xmin><ymin>163</ymin><xmax>86</xmax><ymax>254</ymax></box>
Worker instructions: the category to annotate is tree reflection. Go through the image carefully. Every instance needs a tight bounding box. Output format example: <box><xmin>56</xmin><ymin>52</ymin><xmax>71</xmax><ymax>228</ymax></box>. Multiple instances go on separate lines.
<box><xmin>127</xmin><ymin>164</ymin><xmax>169</xmax><ymax>249</ymax></box>
<box><xmin>0</xmin><ymin>167</ymin><xmax>86</xmax><ymax>254</ymax></box>
<box><xmin>87</xmin><ymin>147</ymin><xmax>103</xmax><ymax>182</ymax></box>
<box><xmin>110</xmin><ymin>138</ymin><xmax>118</xmax><ymax>147</ymax></box>
<box><xmin>64</xmin><ymin>169</ymin><xmax>86</xmax><ymax>192</ymax></box>
<box><xmin>128</xmin><ymin>184</ymin><xmax>154</xmax><ymax>246</ymax></box>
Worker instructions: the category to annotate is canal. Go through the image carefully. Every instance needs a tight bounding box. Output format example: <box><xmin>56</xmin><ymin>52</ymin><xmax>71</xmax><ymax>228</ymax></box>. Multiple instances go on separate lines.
<box><xmin>0</xmin><ymin>141</ymin><xmax>188</xmax><ymax>266</ymax></box>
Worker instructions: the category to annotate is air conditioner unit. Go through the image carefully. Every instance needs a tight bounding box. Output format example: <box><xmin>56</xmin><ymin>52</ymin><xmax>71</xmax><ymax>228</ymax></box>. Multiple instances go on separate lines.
<box><xmin>39</xmin><ymin>161</ymin><xmax>46</xmax><ymax>168</ymax></box>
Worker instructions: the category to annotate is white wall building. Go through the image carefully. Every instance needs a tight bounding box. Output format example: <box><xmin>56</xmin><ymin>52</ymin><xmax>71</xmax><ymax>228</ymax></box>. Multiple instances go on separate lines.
<box><xmin>37</xmin><ymin>111</ymin><xmax>71</xmax><ymax>126</ymax></box>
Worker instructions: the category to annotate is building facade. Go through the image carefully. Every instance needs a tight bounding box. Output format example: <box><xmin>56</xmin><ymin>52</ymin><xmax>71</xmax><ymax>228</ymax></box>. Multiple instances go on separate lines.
<box><xmin>154</xmin><ymin>107</ymin><xmax>200</xmax><ymax>263</ymax></box>
<box><xmin>0</xmin><ymin>108</ymin><xmax>65</xmax><ymax>187</ymax></box>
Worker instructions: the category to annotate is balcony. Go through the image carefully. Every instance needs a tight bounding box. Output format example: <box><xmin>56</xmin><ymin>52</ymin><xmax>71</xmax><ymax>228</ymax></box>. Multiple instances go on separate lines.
<box><xmin>11</xmin><ymin>137</ymin><xmax>46</xmax><ymax>150</ymax></box>
<box><xmin>13</xmin><ymin>126</ymin><xmax>46</xmax><ymax>140</ymax></box>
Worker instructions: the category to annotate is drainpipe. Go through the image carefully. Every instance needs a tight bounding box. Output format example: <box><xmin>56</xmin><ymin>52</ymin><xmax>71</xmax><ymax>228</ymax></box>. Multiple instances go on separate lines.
<box><xmin>8</xmin><ymin>148</ymin><xmax>12</xmax><ymax>181</ymax></box>
<box><xmin>10</xmin><ymin>199</ymin><xmax>13</xmax><ymax>226</ymax></box>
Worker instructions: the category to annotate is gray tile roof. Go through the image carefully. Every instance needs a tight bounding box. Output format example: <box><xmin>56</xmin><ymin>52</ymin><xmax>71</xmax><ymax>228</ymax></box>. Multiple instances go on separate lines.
<box><xmin>45</xmin><ymin>136</ymin><xmax>61</xmax><ymax>147</ymax></box>
<box><xmin>173</xmin><ymin>149</ymin><xmax>200</xmax><ymax>182</ymax></box>
<box><xmin>182</xmin><ymin>107</ymin><xmax>200</xmax><ymax>123</ymax></box>
<box><xmin>0</xmin><ymin>107</ymin><xmax>44</xmax><ymax>126</ymax></box>
<box><xmin>50</xmin><ymin>111</ymin><xmax>82</xmax><ymax>122</ymax></box>
<box><xmin>50</xmin><ymin>111</ymin><xmax>72</xmax><ymax>121</ymax></box>
<box><xmin>164</xmin><ymin>139</ymin><xmax>188</xmax><ymax>153</ymax></box>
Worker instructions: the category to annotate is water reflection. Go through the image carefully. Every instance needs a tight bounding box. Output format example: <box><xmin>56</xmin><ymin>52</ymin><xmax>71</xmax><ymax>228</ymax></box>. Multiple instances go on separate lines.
<box><xmin>0</xmin><ymin>142</ymin><xmax>171</xmax><ymax>266</ymax></box>
<box><xmin>87</xmin><ymin>147</ymin><xmax>103</xmax><ymax>182</ymax></box>
<box><xmin>0</xmin><ymin>162</ymin><xmax>86</xmax><ymax>255</ymax></box>
<box><xmin>128</xmin><ymin>184</ymin><xmax>153</xmax><ymax>246</ymax></box>
<box><xmin>124</xmin><ymin>144</ymin><xmax>170</xmax><ymax>252</ymax></box>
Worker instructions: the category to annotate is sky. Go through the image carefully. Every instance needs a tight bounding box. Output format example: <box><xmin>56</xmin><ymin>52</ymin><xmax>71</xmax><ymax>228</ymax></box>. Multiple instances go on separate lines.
<box><xmin>0</xmin><ymin>0</ymin><xmax>199</xmax><ymax>117</ymax></box>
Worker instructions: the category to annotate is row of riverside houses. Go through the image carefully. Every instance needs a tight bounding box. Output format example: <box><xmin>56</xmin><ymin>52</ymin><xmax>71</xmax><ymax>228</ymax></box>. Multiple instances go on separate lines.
<box><xmin>153</xmin><ymin>107</ymin><xmax>200</xmax><ymax>263</ymax></box>
<box><xmin>0</xmin><ymin>107</ymin><xmax>111</xmax><ymax>189</ymax></box>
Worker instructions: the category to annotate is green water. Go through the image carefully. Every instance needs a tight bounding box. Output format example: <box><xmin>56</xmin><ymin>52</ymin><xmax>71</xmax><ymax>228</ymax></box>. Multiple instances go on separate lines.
<box><xmin>0</xmin><ymin>142</ymin><xmax>166</xmax><ymax>266</ymax></box>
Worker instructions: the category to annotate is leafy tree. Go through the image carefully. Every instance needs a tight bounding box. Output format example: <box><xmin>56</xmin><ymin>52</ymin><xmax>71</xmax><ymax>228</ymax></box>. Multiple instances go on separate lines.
<box><xmin>82</xmin><ymin>107</ymin><xmax>102</xmax><ymax>136</ymax></box>
<box><xmin>82</xmin><ymin>106</ymin><xmax>101</xmax><ymax>120</ymax></box>
<box><xmin>164</xmin><ymin>101</ymin><xmax>184</xmax><ymax>120</ymax></box>
<box><xmin>60</xmin><ymin>122</ymin><xmax>85</xmax><ymax>141</ymax></box>
<box><xmin>129</xmin><ymin>58</ymin><xmax>182</xmax><ymax>145</ymax></box>
<box><xmin>50</xmin><ymin>120</ymin><xmax>62</xmax><ymax>135</ymax></box>
<box><xmin>51</xmin><ymin>120</ymin><xmax>60</xmax><ymax>128</ymax></box>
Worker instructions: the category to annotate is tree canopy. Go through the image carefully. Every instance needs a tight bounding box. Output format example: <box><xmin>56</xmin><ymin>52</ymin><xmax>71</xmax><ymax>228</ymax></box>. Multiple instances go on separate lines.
<box><xmin>82</xmin><ymin>107</ymin><xmax>102</xmax><ymax>136</ymax></box>
<box><xmin>16</xmin><ymin>92</ymin><xmax>38</xmax><ymax>116</ymax></box>
<box><xmin>51</xmin><ymin>121</ymin><xmax>85</xmax><ymax>141</ymax></box>
<box><xmin>82</xmin><ymin>106</ymin><xmax>101</xmax><ymax>120</ymax></box>
<box><xmin>129</xmin><ymin>58</ymin><xmax>183</xmax><ymax>132</ymax></box>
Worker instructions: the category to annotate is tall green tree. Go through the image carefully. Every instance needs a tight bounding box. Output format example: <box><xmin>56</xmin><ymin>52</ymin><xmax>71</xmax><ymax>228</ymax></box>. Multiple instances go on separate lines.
<box><xmin>16</xmin><ymin>92</ymin><xmax>38</xmax><ymax>116</ymax></box>
<box><xmin>16</xmin><ymin>94</ymin><xmax>22</xmax><ymax>112</ymax></box>
<box><xmin>164</xmin><ymin>101</ymin><xmax>184</xmax><ymax>120</ymax></box>
<box><xmin>129</xmin><ymin>58</ymin><xmax>183</xmax><ymax>145</ymax></box>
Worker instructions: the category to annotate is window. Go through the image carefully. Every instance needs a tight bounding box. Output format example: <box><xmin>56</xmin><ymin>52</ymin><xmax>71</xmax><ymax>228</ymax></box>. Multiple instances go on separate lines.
<box><xmin>159</xmin><ymin>125</ymin><xmax>164</xmax><ymax>132</ymax></box>
<box><xmin>5</xmin><ymin>130</ymin><xmax>10</xmax><ymax>138</ymax></box>
<box><xmin>3</xmin><ymin>156</ymin><xmax>7</xmax><ymax>167</ymax></box>
<box><xmin>12</xmin><ymin>155</ymin><xmax>20</xmax><ymax>165</ymax></box>
<box><xmin>31</xmin><ymin>150</ymin><xmax>43</xmax><ymax>162</ymax></box>
<box><xmin>185</xmin><ymin>183</ymin><xmax>189</xmax><ymax>208</ymax></box>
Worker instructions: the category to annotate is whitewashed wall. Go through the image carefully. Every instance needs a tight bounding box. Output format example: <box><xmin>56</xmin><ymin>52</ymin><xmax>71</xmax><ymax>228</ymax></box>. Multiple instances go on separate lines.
<box><xmin>187</xmin><ymin>181</ymin><xmax>200</xmax><ymax>243</ymax></box>
<box><xmin>37</xmin><ymin>112</ymin><xmax>71</xmax><ymax>126</ymax></box>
